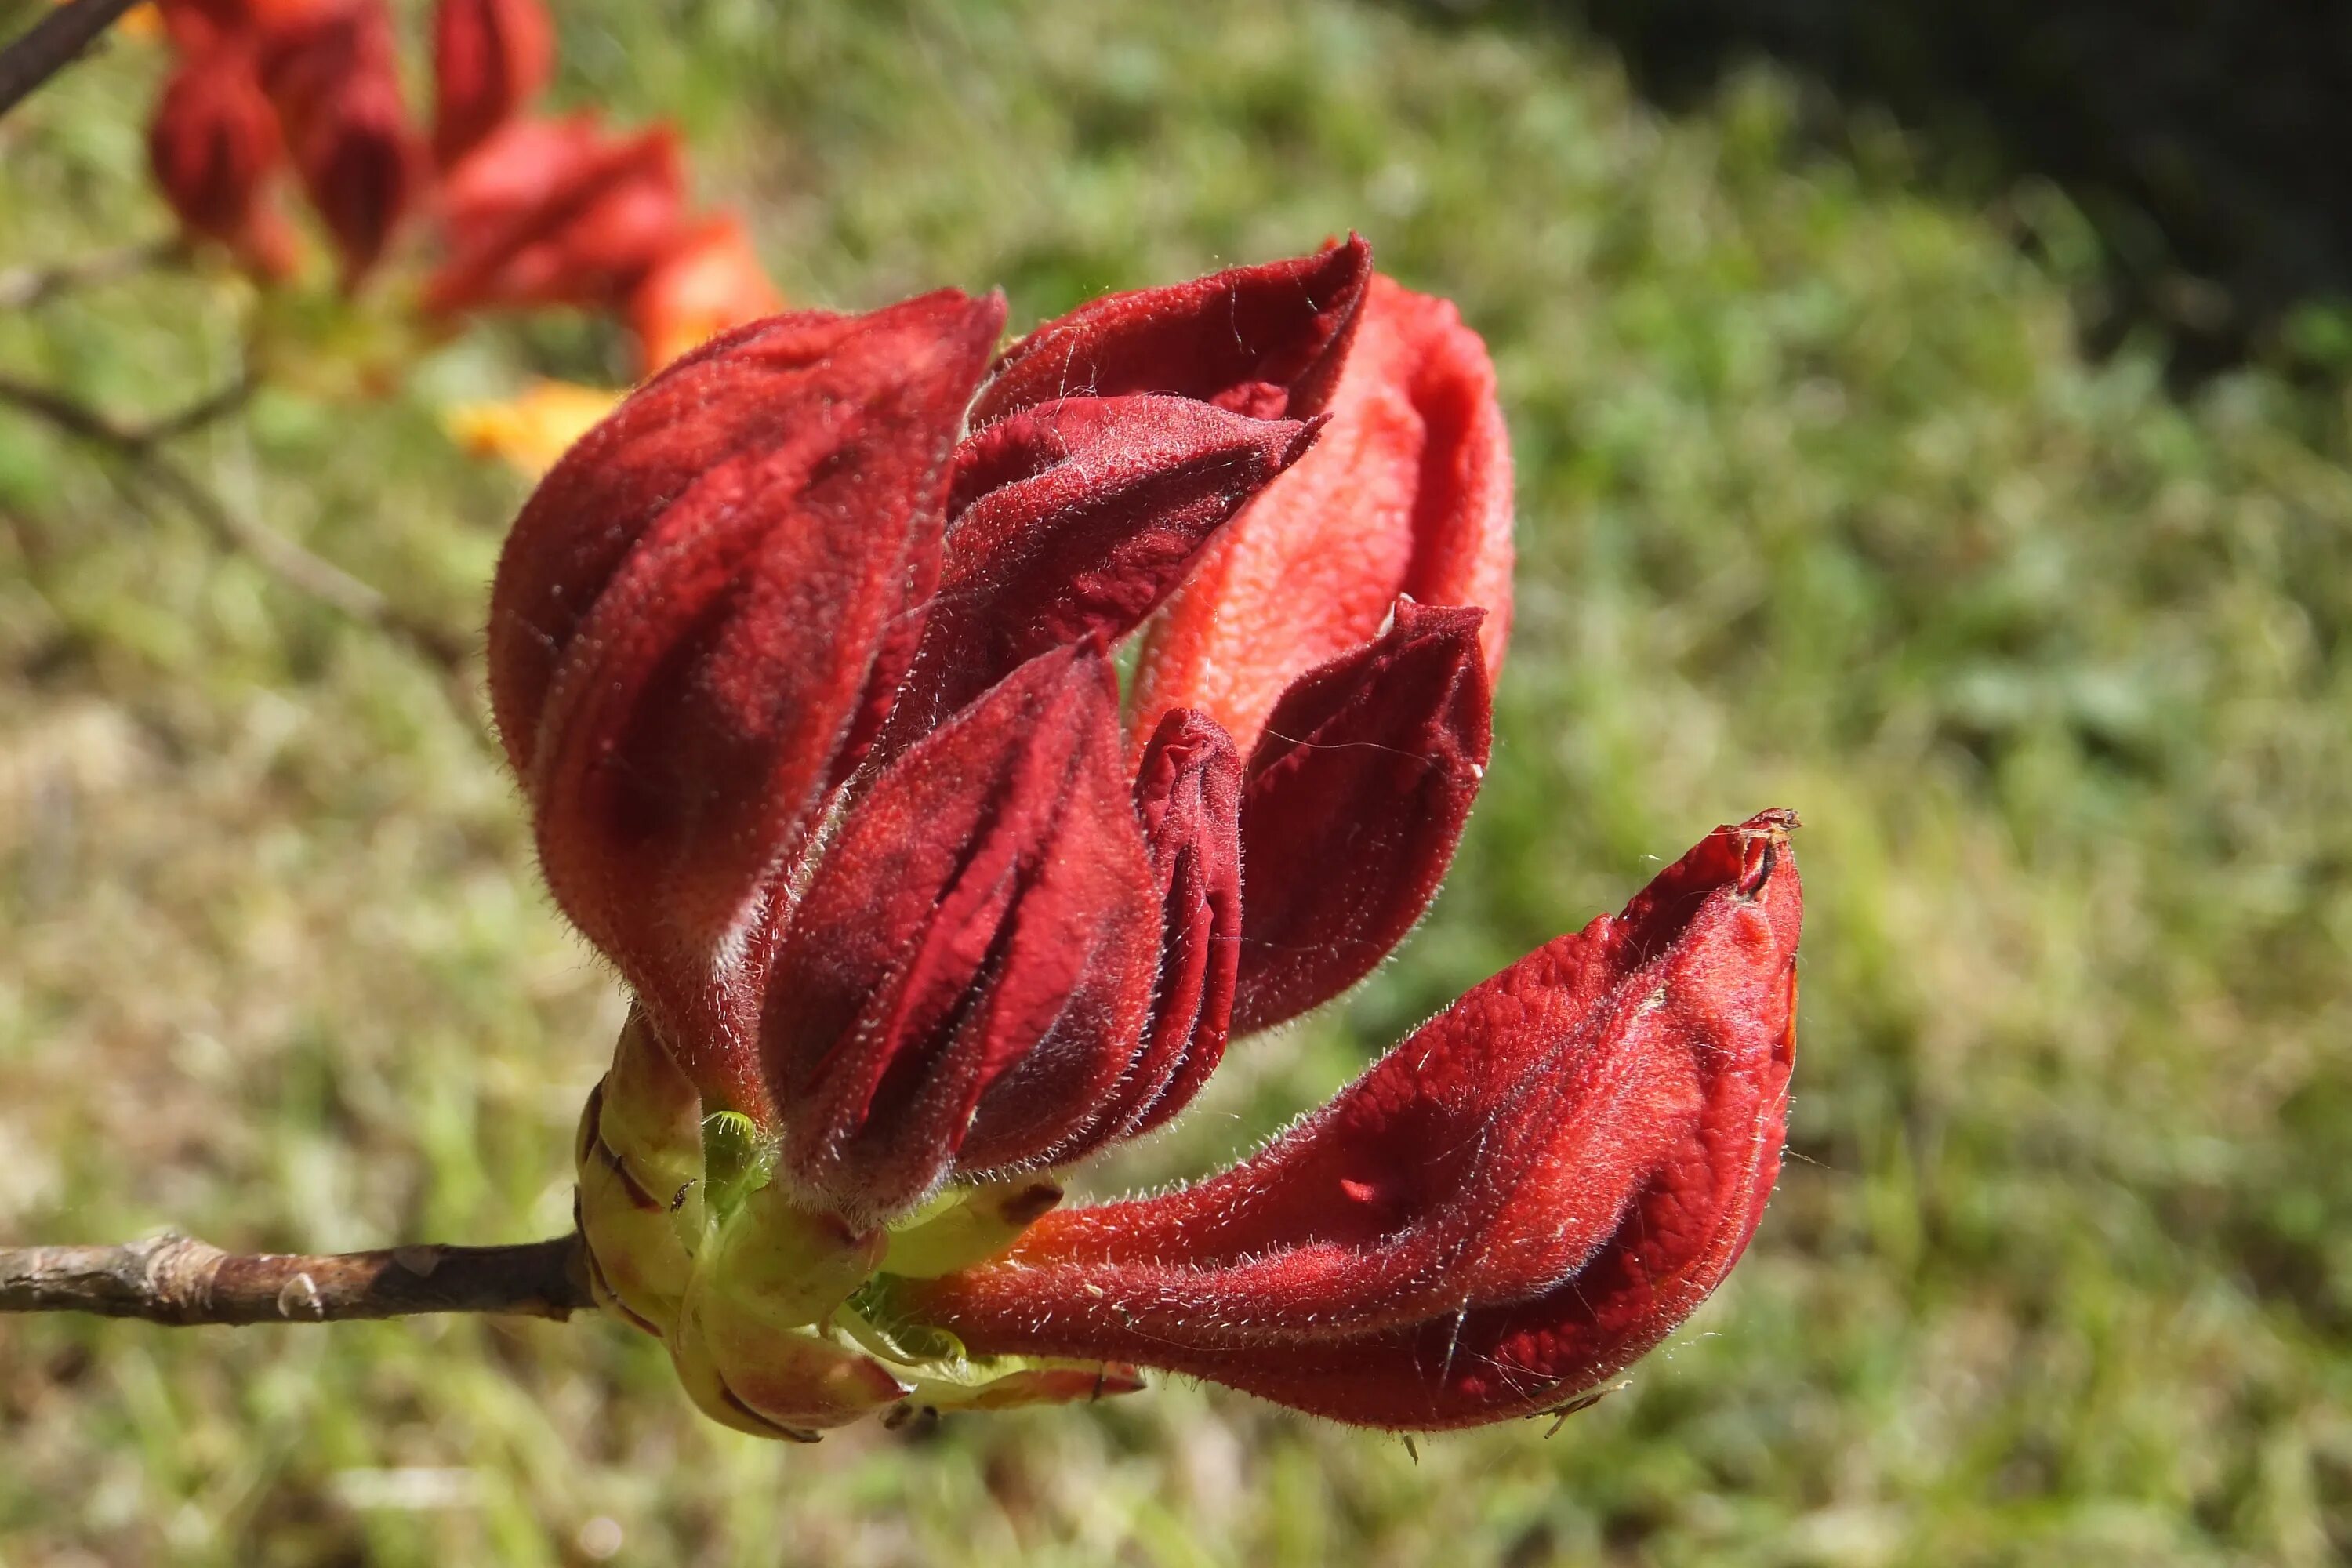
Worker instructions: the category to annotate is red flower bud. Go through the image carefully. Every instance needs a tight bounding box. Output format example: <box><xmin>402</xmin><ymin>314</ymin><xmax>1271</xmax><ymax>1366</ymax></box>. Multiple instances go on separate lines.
<box><xmin>1131</xmin><ymin>273</ymin><xmax>1514</xmax><ymax>755</ymax></box>
<box><xmin>426</xmin><ymin>115</ymin><xmax>686</xmax><ymax>317</ymax></box>
<box><xmin>1076</xmin><ymin>704</ymin><xmax>1243</xmax><ymax>1151</ymax></box>
<box><xmin>147</xmin><ymin>42</ymin><xmax>299</xmax><ymax>279</ymax></box>
<box><xmin>488</xmin><ymin>292</ymin><xmax>1007</xmax><ymax>1117</ymax></box>
<box><xmin>507</xmin><ymin>254</ymin><xmax>1806</xmax><ymax>1439</ymax></box>
<box><xmin>1229</xmin><ymin>597</ymin><xmax>1492</xmax><ymax>1032</ymax></box>
<box><xmin>764</xmin><ymin>642</ymin><xmax>1163</xmax><ymax>1224</ymax></box>
<box><xmin>256</xmin><ymin>0</ymin><xmax>422</xmax><ymax>287</ymax></box>
<box><xmin>891</xmin><ymin>812</ymin><xmax>1801</xmax><ymax>1429</ymax></box>
<box><xmin>971</xmin><ymin>234</ymin><xmax>1370</xmax><ymax>427</ymax></box>
<box><xmin>430</xmin><ymin>0</ymin><xmax>555</xmax><ymax>169</ymax></box>
<box><xmin>873</xmin><ymin>394</ymin><xmax>1323</xmax><ymax>757</ymax></box>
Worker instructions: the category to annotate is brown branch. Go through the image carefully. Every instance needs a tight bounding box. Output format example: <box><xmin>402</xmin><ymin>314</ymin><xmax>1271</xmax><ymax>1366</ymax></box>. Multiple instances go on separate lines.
<box><xmin>0</xmin><ymin>372</ymin><xmax>474</xmax><ymax>673</ymax></box>
<box><xmin>0</xmin><ymin>1232</ymin><xmax>594</xmax><ymax>1325</ymax></box>
<box><xmin>0</xmin><ymin>0</ymin><xmax>143</xmax><ymax>118</ymax></box>
<box><xmin>0</xmin><ymin>236</ymin><xmax>180</xmax><ymax>311</ymax></box>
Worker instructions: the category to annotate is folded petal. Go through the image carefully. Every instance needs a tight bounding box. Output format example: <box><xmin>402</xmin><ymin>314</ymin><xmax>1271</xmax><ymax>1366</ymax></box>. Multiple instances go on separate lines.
<box><xmin>1056</xmin><ymin>705</ymin><xmax>1243</xmax><ymax>1157</ymax></box>
<box><xmin>971</xmin><ymin>237</ymin><xmax>1370</xmax><ymax>428</ymax></box>
<box><xmin>873</xmin><ymin>395</ymin><xmax>1320</xmax><ymax>755</ymax></box>
<box><xmin>1230</xmin><ymin>598</ymin><xmax>1492</xmax><ymax>1033</ymax></box>
<box><xmin>891</xmin><ymin>811</ymin><xmax>1802</xmax><ymax>1429</ymax></box>
<box><xmin>488</xmin><ymin>292</ymin><xmax>1004</xmax><ymax>1118</ymax></box>
<box><xmin>430</xmin><ymin>0</ymin><xmax>555</xmax><ymax>169</ymax></box>
<box><xmin>764</xmin><ymin>643</ymin><xmax>1161</xmax><ymax>1225</ymax></box>
<box><xmin>1131</xmin><ymin>273</ymin><xmax>1514</xmax><ymax>755</ymax></box>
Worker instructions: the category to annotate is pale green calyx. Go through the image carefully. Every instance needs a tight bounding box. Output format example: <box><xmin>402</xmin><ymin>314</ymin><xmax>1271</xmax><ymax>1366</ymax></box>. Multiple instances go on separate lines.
<box><xmin>572</xmin><ymin>1010</ymin><xmax>1143</xmax><ymax>1439</ymax></box>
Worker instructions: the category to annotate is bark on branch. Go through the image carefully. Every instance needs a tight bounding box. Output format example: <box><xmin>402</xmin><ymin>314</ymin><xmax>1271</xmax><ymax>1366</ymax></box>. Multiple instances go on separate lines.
<box><xmin>0</xmin><ymin>0</ymin><xmax>144</xmax><ymax>118</ymax></box>
<box><xmin>0</xmin><ymin>1232</ymin><xmax>595</xmax><ymax>1326</ymax></box>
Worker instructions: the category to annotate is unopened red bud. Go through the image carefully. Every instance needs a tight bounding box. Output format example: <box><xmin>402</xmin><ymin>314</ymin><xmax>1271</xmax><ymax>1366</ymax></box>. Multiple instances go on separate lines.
<box><xmin>1058</xmin><ymin>705</ymin><xmax>1242</xmax><ymax>1155</ymax></box>
<box><xmin>763</xmin><ymin>642</ymin><xmax>1161</xmax><ymax>1223</ymax></box>
<box><xmin>893</xmin><ymin>811</ymin><xmax>1802</xmax><ymax>1429</ymax></box>
<box><xmin>147</xmin><ymin>42</ymin><xmax>298</xmax><ymax>278</ymax></box>
<box><xmin>489</xmin><ymin>292</ymin><xmax>1004</xmax><ymax>1118</ymax></box>
<box><xmin>257</xmin><ymin>0</ymin><xmax>422</xmax><ymax>287</ymax></box>
<box><xmin>1230</xmin><ymin>597</ymin><xmax>1492</xmax><ymax>1033</ymax></box>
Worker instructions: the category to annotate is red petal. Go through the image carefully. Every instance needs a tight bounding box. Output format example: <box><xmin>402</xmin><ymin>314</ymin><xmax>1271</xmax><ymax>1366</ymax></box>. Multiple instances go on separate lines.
<box><xmin>1057</xmin><ymin>705</ymin><xmax>1243</xmax><ymax>1158</ymax></box>
<box><xmin>430</xmin><ymin>0</ymin><xmax>554</xmax><ymax>169</ymax></box>
<box><xmin>425</xmin><ymin>116</ymin><xmax>684</xmax><ymax>316</ymax></box>
<box><xmin>895</xmin><ymin>812</ymin><xmax>1802</xmax><ymax>1429</ymax></box>
<box><xmin>970</xmin><ymin>237</ymin><xmax>1370</xmax><ymax>429</ymax></box>
<box><xmin>1229</xmin><ymin>598</ymin><xmax>1491</xmax><ymax>1033</ymax></box>
<box><xmin>764</xmin><ymin>644</ymin><xmax>1161</xmax><ymax>1223</ymax></box>
<box><xmin>873</xmin><ymin>395</ymin><xmax>1320</xmax><ymax>756</ymax></box>
<box><xmin>488</xmin><ymin>292</ymin><xmax>1004</xmax><ymax>1119</ymax></box>
<box><xmin>1131</xmin><ymin>273</ymin><xmax>1514</xmax><ymax>755</ymax></box>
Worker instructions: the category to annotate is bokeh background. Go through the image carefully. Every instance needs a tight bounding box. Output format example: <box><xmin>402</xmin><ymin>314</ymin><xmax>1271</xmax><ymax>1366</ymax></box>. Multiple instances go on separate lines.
<box><xmin>5</xmin><ymin>1</ymin><xmax>2352</xmax><ymax>1563</ymax></box>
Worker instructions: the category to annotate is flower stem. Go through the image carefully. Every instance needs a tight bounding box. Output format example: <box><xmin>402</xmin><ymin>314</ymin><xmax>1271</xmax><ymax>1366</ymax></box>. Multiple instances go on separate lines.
<box><xmin>0</xmin><ymin>1232</ymin><xmax>595</xmax><ymax>1325</ymax></box>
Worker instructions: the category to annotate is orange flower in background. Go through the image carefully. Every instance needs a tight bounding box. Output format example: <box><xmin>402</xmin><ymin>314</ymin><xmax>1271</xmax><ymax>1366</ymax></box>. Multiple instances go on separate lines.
<box><xmin>628</xmin><ymin>215</ymin><xmax>786</xmax><ymax>372</ymax></box>
<box><xmin>444</xmin><ymin>379</ymin><xmax>624</xmax><ymax>474</ymax></box>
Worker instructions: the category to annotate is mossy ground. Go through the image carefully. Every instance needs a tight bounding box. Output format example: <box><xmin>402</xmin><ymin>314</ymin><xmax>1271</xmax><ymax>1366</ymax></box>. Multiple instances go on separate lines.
<box><xmin>2</xmin><ymin>2</ymin><xmax>2349</xmax><ymax>1563</ymax></box>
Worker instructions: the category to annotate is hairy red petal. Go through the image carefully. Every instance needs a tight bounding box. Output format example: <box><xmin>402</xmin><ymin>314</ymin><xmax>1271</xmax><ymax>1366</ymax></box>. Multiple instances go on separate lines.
<box><xmin>764</xmin><ymin>644</ymin><xmax>1160</xmax><ymax>1224</ymax></box>
<box><xmin>430</xmin><ymin>0</ymin><xmax>555</xmax><ymax>169</ymax></box>
<box><xmin>488</xmin><ymin>292</ymin><xmax>1004</xmax><ymax>1119</ymax></box>
<box><xmin>257</xmin><ymin>0</ymin><xmax>421</xmax><ymax>286</ymax></box>
<box><xmin>970</xmin><ymin>237</ymin><xmax>1371</xmax><ymax>429</ymax></box>
<box><xmin>874</xmin><ymin>395</ymin><xmax>1320</xmax><ymax>756</ymax></box>
<box><xmin>147</xmin><ymin>45</ymin><xmax>298</xmax><ymax>279</ymax></box>
<box><xmin>1229</xmin><ymin>599</ymin><xmax>1491</xmax><ymax>1033</ymax></box>
<box><xmin>426</xmin><ymin>116</ymin><xmax>685</xmax><ymax>316</ymax></box>
<box><xmin>1076</xmin><ymin>705</ymin><xmax>1243</xmax><ymax>1152</ymax></box>
<box><xmin>1131</xmin><ymin>274</ymin><xmax>1514</xmax><ymax>754</ymax></box>
<box><xmin>895</xmin><ymin>812</ymin><xmax>1802</xmax><ymax>1429</ymax></box>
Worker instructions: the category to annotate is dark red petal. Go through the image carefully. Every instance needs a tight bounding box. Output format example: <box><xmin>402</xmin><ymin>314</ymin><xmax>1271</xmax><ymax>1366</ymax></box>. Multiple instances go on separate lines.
<box><xmin>488</xmin><ymin>292</ymin><xmax>1004</xmax><ymax>1119</ymax></box>
<box><xmin>1229</xmin><ymin>598</ymin><xmax>1491</xmax><ymax>1033</ymax></box>
<box><xmin>1130</xmin><ymin>274</ymin><xmax>1514</xmax><ymax>755</ymax></box>
<box><xmin>764</xmin><ymin>644</ymin><xmax>1160</xmax><ymax>1224</ymax></box>
<box><xmin>894</xmin><ymin>812</ymin><xmax>1802</xmax><ymax>1430</ymax></box>
<box><xmin>1051</xmin><ymin>706</ymin><xmax>1243</xmax><ymax>1160</ymax></box>
<box><xmin>970</xmin><ymin>237</ymin><xmax>1370</xmax><ymax>429</ymax></box>
<box><xmin>874</xmin><ymin>395</ymin><xmax>1320</xmax><ymax>755</ymax></box>
<box><xmin>430</xmin><ymin>0</ymin><xmax>555</xmax><ymax>169</ymax></box>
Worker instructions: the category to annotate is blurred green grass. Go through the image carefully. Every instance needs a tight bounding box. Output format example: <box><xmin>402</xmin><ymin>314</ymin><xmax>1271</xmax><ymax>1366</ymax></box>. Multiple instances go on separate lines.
<box><xmin>3</xmin><ymin>1</ymin><xmax>2350</xmax><ymax>1563</ymax></box>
